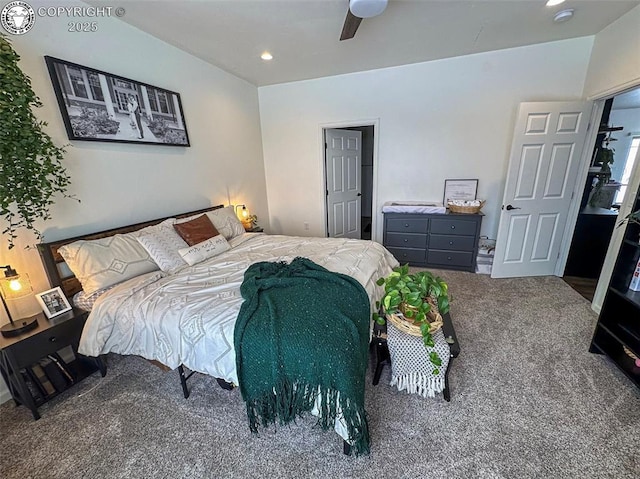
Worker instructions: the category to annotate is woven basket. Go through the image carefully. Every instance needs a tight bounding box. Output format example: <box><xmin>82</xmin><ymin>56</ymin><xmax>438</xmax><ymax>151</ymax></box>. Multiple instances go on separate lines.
<box><xmin>386</xmin><ymin>310</ymin><xmax>443</xmax><ymax>337</ymax></box>
<box><xmin>447</xmin><ymin>200</ymin><xmax>485</xmax><ymax>214</ymax></box>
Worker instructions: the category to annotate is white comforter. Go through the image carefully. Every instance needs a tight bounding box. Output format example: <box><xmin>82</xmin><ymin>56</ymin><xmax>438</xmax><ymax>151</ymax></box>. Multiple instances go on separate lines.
<box><xmin>79</xmin><ymin>233</ymin><xmax>399</xmax><ymax>385</ymax></box>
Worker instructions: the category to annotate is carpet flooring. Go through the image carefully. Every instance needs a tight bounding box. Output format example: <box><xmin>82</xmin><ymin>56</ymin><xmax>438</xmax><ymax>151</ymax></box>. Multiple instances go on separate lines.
<box><xmin>1</xmin><ymin>270</ymin><xmax>638</xmax><ymax>479</ymax></box>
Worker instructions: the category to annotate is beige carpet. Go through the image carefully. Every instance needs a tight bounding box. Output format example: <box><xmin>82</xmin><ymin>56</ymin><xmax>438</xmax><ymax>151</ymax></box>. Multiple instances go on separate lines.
<box><xmin>1</xmin><ymin>270</ymin><xmax>638</xmax><ymax>478</ymax></box>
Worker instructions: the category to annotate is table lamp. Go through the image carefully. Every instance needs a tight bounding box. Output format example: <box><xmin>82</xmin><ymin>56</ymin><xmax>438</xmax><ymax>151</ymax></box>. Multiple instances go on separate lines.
<box><xmin>235</xmin><ymin>204</ymin><xmax>255</xmax><ymax>230</ymax></box>
<box><xmin>1</xmin><ymin>265</ymin><xmax>38</xmax><ymax>338</ymax></box>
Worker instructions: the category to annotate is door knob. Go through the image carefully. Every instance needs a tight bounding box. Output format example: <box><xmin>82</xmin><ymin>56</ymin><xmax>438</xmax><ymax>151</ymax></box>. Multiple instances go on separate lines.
<box><xmin>505</xmin><ymin>204</ymin><xmax>521</xmax><ymax>211</ymax></box>
<box><xmin>357</xmin><ymin>193</ymin><xmax>362</xmax><ymax>197</ymax></box>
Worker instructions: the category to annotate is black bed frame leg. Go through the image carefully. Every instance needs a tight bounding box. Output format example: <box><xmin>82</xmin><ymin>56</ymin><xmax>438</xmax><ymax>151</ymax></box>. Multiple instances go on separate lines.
<box><xmin>178</xmin><ymin>365</ymin><xmax>190</xmax><ymax>399</ymax></box>
<box><xmin>343</xmin><ymin>440</ymin><xmax>352</xmax><ymax>455</ymax></box>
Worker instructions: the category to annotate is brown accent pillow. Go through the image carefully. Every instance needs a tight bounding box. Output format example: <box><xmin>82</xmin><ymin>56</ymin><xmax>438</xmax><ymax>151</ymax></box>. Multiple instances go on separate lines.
<box><xmin>173</xmin><ymin>214</ymin><xmax>220</xmax><ymax>246</ymax></box>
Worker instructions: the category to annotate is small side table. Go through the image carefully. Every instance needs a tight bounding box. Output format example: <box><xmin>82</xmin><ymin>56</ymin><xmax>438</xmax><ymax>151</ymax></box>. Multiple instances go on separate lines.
<box><xmin>371</xmin><ymin>311</ymin><xmax>460</xmax><ymax>401</ymax></box>
<box><xmin>0</xmin><ymin>309</ymin><xmax>106</xmax><ymax>419</ymax></box>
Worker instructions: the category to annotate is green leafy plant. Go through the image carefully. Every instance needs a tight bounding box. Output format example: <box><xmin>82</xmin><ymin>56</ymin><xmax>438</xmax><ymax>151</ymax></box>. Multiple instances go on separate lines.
<box><xmin>0</xmin><ymin>33</ymin><xmax>77</xmax><ymax>248</ymax></box>
<box><xmin>373</xmin><ymin>264</ymin><xmax>451</xmax><ymax>374</ymax></box>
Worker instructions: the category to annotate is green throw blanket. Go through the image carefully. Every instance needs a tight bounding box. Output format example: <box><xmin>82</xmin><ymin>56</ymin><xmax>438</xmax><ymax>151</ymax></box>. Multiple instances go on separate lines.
<box><xmin>234</xmin><ymin>257</ymin><xmax>371</xmax><ymax>455</ymax></box>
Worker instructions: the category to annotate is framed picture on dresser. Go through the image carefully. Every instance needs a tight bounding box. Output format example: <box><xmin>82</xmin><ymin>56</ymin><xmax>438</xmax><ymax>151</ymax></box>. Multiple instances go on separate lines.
<box><xmin>443</xmin><ymin>179</ymin><xmax>478</xmax><ymax>204</ymax></box>
<box><xmin>45</xmin><ymin>56</ymin><xmax>190</xmax><ymax>146</ymax></box>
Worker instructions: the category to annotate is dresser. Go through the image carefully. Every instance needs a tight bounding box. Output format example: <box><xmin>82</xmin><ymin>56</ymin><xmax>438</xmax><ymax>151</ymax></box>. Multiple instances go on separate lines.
<box><xmin>383</xmin><ymin>212</ymin><xmax>483</xmax><ymax>272</ymax></box>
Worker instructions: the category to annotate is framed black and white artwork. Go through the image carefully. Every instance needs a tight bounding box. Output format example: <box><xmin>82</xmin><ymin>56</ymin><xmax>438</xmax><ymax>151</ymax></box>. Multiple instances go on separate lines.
<box><xmin>35</xmin><ymin>287</ymin><xmax>72</xmax><ymax>319</ymax></box>
<box><xmin>44</xmin><ymin>56</ymin><xmax>190</xmax><ymax>146</ymax></box>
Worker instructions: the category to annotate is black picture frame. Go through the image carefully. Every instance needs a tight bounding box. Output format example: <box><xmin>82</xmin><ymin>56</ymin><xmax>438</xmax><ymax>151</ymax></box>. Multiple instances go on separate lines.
<box><xmin>44</xmin><ymin>56</ymin><xmax>190</xmax><ymax>146</ymax></box>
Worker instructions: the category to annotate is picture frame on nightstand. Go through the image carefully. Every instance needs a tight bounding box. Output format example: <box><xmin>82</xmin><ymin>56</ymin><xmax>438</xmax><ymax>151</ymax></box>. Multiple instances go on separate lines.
<box><xmin>35</xmin><ymin>287</ymin><xmax>72</xmax><ymax>319</ymax></box>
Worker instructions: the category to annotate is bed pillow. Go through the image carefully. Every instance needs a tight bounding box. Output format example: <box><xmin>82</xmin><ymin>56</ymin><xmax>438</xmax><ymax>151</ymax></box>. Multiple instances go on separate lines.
<box><xmin>178</xmin><ymin>235</ymin><xmax>231</xmax><ymax>266</ymax></box>
<box><xmin>173</xmin><ymin>214</ymin><xmax>220</xmax><ymax>246</ymax></box>
<box><xmin>204</xmin><ymin>206</ymin><xmax>246</xmax><ymax>240</ymax></box>
<box><xmin>58</xmin><ymin>233</ymin><xmax>159</xmax><ymax>295</ymax></box>
<box><xmin>136</xmin><ymin>220</ymin><xmax>189</xmax><ymax>273</ymax></box>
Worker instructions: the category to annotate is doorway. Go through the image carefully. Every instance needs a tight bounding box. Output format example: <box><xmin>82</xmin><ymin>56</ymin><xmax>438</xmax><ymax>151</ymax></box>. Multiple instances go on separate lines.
<box><xmin>324</xmin><ymin>125</ymin><xmax>374</xmax><ymax>240</ymax></box>
<box><xmin>563</xmin><ymin>87</ymin><xmax>640</xmax><ymax>301</ymax></box>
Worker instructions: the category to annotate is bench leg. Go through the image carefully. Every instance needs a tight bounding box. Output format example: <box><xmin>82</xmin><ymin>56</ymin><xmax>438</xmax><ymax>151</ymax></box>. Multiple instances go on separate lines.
<box><xmin>372</xmin><ymin>339</ymin><xmax>389</xmax><ymax>386</ymax></box>
<box><xmin>443</xmin><ymin>356</ymin><xmax>454</xmax><ymax>402</ymax></box>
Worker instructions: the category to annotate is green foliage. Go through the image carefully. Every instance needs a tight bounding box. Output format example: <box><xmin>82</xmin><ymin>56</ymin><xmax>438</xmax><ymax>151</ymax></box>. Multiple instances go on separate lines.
<box><xmin>0</xmin><ymin>33</ymin><xmax>76</xmax><ymax>248</ymax></box>
<box><xmin>373</xmin><ymin>264</ymin><xmax>451</xmax><ymax>373</ymax></box>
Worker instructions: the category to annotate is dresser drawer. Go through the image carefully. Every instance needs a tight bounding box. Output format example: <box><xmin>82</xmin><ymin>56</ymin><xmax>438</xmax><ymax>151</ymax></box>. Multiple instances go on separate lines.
<box><xmin>429</xmin><ymin>234</ymin><xmax>475</xmax><ymax>252</ymax></box>
<box><xmin>430</xmin><ymin>218</ymin><xmax>477</xmax><ymax>236</ymax></box>
<box><xmin>385</xmin><ymin>232</ymin><xmax>427</xmax><ymax>249</ymax></box>
<box><xmin>8</xmin><ymin>316</ymin><xmax>86</xmax><ymax>368</ymax></box>
<box><xmin>386</xmin><ymin>217</ymin><xmax>428</xmax><ymax>234</ymax></box>
<box><xmin>386</xmin><ymin>247</ymin><xmax>426</xmax><ymax>265</ymax></box>
<box><xmin>427</xmin><ymin>250</ymin><xmax>473</xmax><ymax>268</ymax></box>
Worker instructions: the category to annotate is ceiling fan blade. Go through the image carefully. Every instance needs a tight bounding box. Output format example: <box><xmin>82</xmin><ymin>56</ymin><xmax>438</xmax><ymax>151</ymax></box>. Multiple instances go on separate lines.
<box><xmin>340</xmin><ymin>10</ymin><xmax>362</xmax><ymax>41</ymax></box>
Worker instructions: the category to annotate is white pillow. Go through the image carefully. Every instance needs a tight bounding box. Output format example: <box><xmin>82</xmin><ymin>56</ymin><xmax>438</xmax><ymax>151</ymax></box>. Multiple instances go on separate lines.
<box><xmin>205</xmin><ymin>206</ymin><xmax>246</xmax><ymax>240</ymax></box>
<box><xmin>59</xmin><ymin>233</ymin><xmax>159</xmax><ymax>295</ymax></box>
<box><xmin>178</xmin><ymin>235</ymin><xmax>231</xmax><ymax>266</ymax></box>
<box><xmin>136</xmin><ymin>219</ymin><xmax>189</xmax><ymax>273</ymax></box>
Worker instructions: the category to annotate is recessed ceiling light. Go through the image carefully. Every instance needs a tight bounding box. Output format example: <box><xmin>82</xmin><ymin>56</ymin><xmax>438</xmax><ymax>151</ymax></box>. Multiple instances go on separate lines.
<box><xmin>553</xmin><ymin>9</ymin><xmax>574</xmax><ymax>23</ymax></box>
<box><xmin>546</xmin><ymin>0</ymin><xmax>566</xmax><ymax>6</ymax></box>
<box><xmin>261</xmin><ymin>52</ymin><xmax>273</xmax><ymax>61</ymax></box>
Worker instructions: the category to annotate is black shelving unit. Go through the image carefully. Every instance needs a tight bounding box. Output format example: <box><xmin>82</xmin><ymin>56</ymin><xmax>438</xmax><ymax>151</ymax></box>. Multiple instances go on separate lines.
<box><xmin>590</xmin><ymin>185</ymin><xmax>640</xmax><ymax>387</ymax></box>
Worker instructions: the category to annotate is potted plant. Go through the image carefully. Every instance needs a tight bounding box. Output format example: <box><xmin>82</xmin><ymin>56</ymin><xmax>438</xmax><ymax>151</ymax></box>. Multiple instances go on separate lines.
<box><xmin>373</xmin><ymin>264</ymin><xmax>451</xmax><ymax>374</ymax></box>
<box><xmin>0</xmin><ymin>33</ymin><xmax>76</xmax><ymax>249</ymax></box>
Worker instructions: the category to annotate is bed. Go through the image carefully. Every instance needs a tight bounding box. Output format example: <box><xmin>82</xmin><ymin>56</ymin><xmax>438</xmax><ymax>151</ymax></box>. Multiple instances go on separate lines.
<box><xmin>37</xmin><ymin>204</ymin><xmax>399</xmax><ymax>453</ymax></box>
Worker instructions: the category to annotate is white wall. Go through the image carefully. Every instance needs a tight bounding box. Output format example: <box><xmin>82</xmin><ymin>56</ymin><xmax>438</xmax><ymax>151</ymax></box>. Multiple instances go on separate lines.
<box><xmin>258</xmin><ymin>37</ymin><xmax>593</xmax><ymax>241</ymax></box>
<box><xmin>0</xmin><ymin>1</ymin><xmax>265</xmax><ymax>403</ymax></box>
<box><xmin>585</xmin><ymin>5</ymin><xmax>640</xmax><ymax>314</ymax></box>
<box><xmin>583</xmin><ymin>5</ymin><xmax>640</xmax><ymax>99</ymax></box>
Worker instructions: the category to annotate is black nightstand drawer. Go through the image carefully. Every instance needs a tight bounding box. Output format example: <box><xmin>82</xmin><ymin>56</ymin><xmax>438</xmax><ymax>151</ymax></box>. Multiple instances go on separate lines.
<box><xmin>386</xmin><ymin>217</ymin><xmax>428</xmax><ymax>234</ymax></box>
<box><xmin>429</xmin><ymin>234</ymin><xmax>475</xmax><ymax>252</ymax></box>
<box><xmin>430</xmin><ymin>218</ymin><xmax>477</xmax><ymax>236</ymax></box>
<box><xmin>10</xmin><ymin>315</ymin><xmax>85</xmax><ymax>368</ymax></box>
<box><xmin>386</xmin><ymin>247</ymin><xmax>426</xmax><ymax>264</ymax></box>
<box><xmin>427</xmin><ymin>250</ymin><xmax>473</xmax><ymax>267</ymax></box>
<box><xmin>385</xmin><ymin>232</ymin><xmax>427</xmax><ymax>249</ymax></box>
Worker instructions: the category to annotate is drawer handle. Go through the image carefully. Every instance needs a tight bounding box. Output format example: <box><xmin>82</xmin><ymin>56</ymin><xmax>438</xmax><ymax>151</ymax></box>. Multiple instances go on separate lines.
<box><xmin>447</xmin><ymin>256</ymin><xmax>452</xmax><ymax>261</ymax></box>
<box><xmin>403</xmin><ymin>239</ymin><xmax>408</xmax><ymax>243</ymax></box>
<box><xmin>451</xmin><ymin>225</ymin><xmax>455</xmax><ymax>229</ymax></box>
<box><xmin>404</xmin><ymin>224</ymin><xmax>410</xmax><ymax>228</ymax></box>
<box><xmin>49</xmin><ymin>336</ymin><xmax>57</xmax><ymax>343</ymax></box>
<box><xmin>449</xmin><ymin>241</ymin><xmax>454</xmax><ymax>245</ymax></box>
<box><xmin>402</xmin><ymin>253</ymin><xmax>408</xmax><ymax>257</ymax></box>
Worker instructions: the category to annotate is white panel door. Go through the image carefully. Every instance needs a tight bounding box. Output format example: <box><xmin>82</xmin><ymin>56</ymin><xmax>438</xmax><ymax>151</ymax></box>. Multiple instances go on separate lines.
<box><xmin>492</xmin><ymin>101</ymin><xmax>592</xmax><ymax>278</ymax></box>
<box><xmin>325</xmin><ymin>129</ymin><xmax>362</xmax><ymax>238</ymax></box>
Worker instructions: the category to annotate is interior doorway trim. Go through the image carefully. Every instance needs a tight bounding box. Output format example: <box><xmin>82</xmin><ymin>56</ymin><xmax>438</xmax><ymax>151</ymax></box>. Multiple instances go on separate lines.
<box><xmin>319</xmin><ymin>118</ymin><xmax>380</xmax><ymax>241</ymax></box>
<box><xmin>554</xmin><ymin>100</ymin><xmax>605</xmax><ymax>277</ymax></box>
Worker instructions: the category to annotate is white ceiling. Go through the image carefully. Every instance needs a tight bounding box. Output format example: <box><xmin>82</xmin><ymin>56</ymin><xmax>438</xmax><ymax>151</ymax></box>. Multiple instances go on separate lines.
<box><xmin>97</xmin><ymin>0</ymin><xmax>640</xmax><ymax>87</ymax></box>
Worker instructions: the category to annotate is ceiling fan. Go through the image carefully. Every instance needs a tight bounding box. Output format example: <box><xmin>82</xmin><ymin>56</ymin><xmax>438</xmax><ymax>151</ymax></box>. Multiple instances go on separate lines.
<box><xmin>340</xmin><ymin>0</ymin><xmax>388</xmax><ymax>41</ymax></box>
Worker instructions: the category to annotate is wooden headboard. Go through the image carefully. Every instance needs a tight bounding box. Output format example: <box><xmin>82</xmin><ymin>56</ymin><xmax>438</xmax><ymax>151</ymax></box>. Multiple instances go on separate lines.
<box><xmin>37</xmin><ymin>205</ymin><xmax>225</xmax><ymax>300</ymax></box>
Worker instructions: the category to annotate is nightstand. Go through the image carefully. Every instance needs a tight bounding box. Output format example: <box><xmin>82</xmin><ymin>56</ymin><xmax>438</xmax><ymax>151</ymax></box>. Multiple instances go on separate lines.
<box><xmin>0</xmin><ymin>308</ymin><xmax>106</xmax><ymax>420</ymax></box>
<box><xmin>245</xmin><ymin>226</ymin><xmax>264</xmax><ymax>233</ymax></box>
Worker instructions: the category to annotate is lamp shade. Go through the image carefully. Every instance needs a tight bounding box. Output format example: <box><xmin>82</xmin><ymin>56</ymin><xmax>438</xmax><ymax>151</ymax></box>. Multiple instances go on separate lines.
<box><xmin>0</xmin><ymin>265</ymin><xmax>38</xmax><ymax>338</ymax></box>
<box><xmin>350</xmin><ymin>0</ymin><xmax>388</xmax><ymax>18</ymax></box>
<box><xmin>0</xmin><ymin>272</ymin><xmax>32</xmax><ymax>300</ymax></box>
